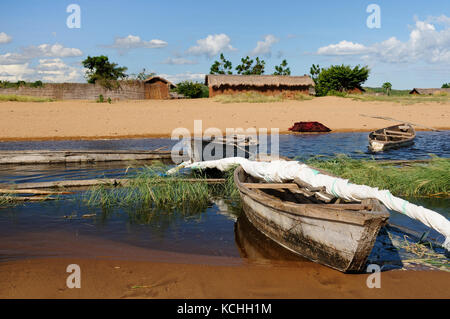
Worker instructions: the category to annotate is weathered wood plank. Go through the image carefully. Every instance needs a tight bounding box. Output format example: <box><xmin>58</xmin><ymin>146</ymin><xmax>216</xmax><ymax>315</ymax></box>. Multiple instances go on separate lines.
<box><xmin>2</xmin><ymin>178</ymin><xmax>225</xmax><ymax>190</ymax></box>
<box><xmin>0</xmin><ymin>195</ymin><xmax>55</xmax><ymax>201</ymax></box>
<box><xmin>0</xmin><ymin>188</ymin><xmax>72</xmax><ymax>195</ymax></box>
<box><xmin>0</xmin><ymin>149</ymin><xmax>183</xmax><ymax>165</ymax></box>
<box><xmin>242</xmin><ymin>183</ymin><xmax>299</xmax><ymax>189</ymax></box>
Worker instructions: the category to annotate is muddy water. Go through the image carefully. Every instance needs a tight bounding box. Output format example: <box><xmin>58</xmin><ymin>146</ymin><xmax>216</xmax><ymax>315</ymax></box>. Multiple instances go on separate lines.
<box><xmin>0</xmin><ymin>131</ymin><xmax>448</xmax><ymax>270</ymax></box>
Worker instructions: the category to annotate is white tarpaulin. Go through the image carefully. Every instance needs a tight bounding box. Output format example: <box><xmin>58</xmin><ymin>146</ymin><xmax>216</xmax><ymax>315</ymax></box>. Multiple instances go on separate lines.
<box><xmin>168</xmin><ymin>157</ymin><xmax>450</xmax><ymax>251</ymax></box>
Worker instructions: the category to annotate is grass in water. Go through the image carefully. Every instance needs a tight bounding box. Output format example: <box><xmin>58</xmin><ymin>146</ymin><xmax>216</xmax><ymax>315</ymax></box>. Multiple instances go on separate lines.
<box><xmin>0</xmin><ymin>195</ymin><xmax>17</xmax><ymax>206</ymax></box>
<box><xmin>85</xmin><ymin>164</ymin><xmax>240</xmax><ymax>214</ymax></box>
<box><xmin>0</xmin><ymin>94</ymin><xmax>55</xmax><ymax>102</ymax></box>
<box><xmin>306</xmin><ymin>155</ymin><xmax>450</xmax><ymax>198</ymax></box>
<box><xmin>213</xmin><ymin>92</ymin><xmax>312</xmax><ymax>103</ymax></box>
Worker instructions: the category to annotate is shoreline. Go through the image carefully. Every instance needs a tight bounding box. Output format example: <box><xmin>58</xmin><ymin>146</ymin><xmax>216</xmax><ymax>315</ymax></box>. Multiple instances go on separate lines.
<box><xmin>0</xmin><ymin>96</ymin><xmax>448</xmax><ymax>142</ymax></box>
<box><xmin>0</xmin><ymin>128</ymin><xmax>448</xmax><ymax>143</ymax></box>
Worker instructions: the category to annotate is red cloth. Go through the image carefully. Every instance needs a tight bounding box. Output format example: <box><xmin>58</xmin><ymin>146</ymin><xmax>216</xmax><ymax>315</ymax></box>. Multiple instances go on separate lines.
<box><xmin>288</xmin><ymin>121</ymin><xmax>331</xmax><ymax>132</ymax></box>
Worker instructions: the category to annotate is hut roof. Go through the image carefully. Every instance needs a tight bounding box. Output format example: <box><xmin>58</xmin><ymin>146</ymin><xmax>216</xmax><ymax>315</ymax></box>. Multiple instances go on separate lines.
<box><xmin>144</xmin><ymin>76</ymin><xmax>176</xmax><ymax>88</ymax></box>
<box><xmin>205</xmin><ymin>74</ymin><xmax>315</xmax><ymax>88</ymax></box>
<box><xmin>409</xmin><ymin>88</ymin><xmax>450</xmax><ymax>95</ymax></box>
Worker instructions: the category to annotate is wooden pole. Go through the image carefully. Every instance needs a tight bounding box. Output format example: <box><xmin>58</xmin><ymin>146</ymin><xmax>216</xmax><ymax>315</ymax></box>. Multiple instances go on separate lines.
<box><xmin>1</xmin><ymin>177</ymin><xmax>226</xmax><ymax>190</ymax></box>
<box><xmin>1</xmin><ymin>195</ymin><xmax>55</xmax><ymax>202</ymax></box>
<box><xmin>0</xmin><ymin>188</ymin><xmax>72</xmax><ymax>195</ymax></box>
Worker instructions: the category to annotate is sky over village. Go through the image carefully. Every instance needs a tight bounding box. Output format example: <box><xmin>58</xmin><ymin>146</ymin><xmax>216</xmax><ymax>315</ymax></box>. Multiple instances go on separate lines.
<box><xmin>0</xmin><ymin>0</ymin><xmax>449</xmax><ymax>89</ymax></box>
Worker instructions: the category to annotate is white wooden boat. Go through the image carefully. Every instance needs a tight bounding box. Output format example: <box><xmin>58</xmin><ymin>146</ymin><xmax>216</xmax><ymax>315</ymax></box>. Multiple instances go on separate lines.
<box><xmin>234</xmin><ymin>166</ymin><xmax>390</xmax><ymax>272</ymax></box>
<box><xmin>368</xmin><ymin>123</ymin><xmax>416</xmax><ymax>152</ymax></box>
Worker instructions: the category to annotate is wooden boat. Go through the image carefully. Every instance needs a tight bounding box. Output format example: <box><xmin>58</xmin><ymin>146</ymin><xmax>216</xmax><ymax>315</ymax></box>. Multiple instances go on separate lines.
<box><xmin>368</xmin><ymin>123</ymin><xmax>416</xmax><ymax>152</ymax></box>
<box><xmin>190</xmin><ymin>135</ymin><xmax>258</xmax><ymax>162</ymax></box>
<box><xmin>233</xmin><ymin>166</ymin><xmax>390</xmax><ymax>272</ymax></box>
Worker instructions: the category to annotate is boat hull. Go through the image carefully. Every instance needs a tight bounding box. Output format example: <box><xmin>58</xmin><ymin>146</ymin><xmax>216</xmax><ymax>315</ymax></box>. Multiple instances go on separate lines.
<box><xmin>368</xmin><ymin>124</ymin><xmax>416</xmax><ymax>152</ymax></box>
<box><xmin>234</xmin><ymin>166</ymin><xmax>389</xmax><ymax>273</ymax></box>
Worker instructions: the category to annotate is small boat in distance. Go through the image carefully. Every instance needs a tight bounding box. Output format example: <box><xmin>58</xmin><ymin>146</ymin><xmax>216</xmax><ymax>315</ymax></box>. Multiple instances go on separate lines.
<box><xmin>368</xmin><ymin>123</ymin><xmax>416</xmax><ymax>152</ymax></box>
<box><xmin>233</xmin><ymin>165</ymin><xmax>390</xmax><ymax>273</ymax></box>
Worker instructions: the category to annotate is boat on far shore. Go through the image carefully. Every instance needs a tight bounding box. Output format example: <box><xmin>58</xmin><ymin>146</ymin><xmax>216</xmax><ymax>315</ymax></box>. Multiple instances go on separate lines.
<box><xmin>368</xmin><ymin>123</ymin><xmax>416</xmax><ymax>152</ymax></box>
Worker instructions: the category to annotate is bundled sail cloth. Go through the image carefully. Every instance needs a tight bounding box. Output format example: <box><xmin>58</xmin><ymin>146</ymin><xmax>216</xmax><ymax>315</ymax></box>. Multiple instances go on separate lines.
<box><xmin>168</xmin><ymin>157</ymin><xmax>450</xmax><ymax>251</ymax></box>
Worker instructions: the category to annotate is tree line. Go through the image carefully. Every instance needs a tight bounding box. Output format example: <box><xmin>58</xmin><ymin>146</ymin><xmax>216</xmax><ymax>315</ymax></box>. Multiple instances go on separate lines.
<box><xmin>79</xmin><ymin>55</ymin><xmax>448</xmax><ymax>99</ymax></box>
<box><xmin>210</xmin><ymin>53</ymin><xmax>290</xmax><ymax>75</ymax></box>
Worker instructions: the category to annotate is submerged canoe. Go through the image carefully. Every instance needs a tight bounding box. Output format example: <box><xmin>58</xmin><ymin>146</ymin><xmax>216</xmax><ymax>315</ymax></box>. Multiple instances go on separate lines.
<box><xmin>233</xmin><ymin>165</ymin><xmax>390</xmax><ymax>273</ymax></box>
<box><xmin>368</xmin><ymin>123</ymin><xmax>416</xmax><ymax>152</ymax></box>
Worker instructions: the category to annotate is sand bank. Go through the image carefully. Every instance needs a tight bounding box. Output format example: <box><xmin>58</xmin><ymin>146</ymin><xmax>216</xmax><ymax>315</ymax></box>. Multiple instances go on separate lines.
<box><xmin>0</xmin><ymin>97</ymin><xmax>448</xmax><ymax>141</ymax></box>
<box><xmin>0</xmin><ymin>257</ymin><xmax>449</xmax><ymax>298</ymax></box>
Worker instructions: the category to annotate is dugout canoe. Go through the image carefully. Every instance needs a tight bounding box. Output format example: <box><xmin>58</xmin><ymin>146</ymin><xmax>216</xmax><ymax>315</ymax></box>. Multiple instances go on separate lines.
<box><xmin>368</xmin><ymin>123</ymin><xmax>416</xmax><ymax>152</ymax></box>
<box><xmin>233</xmin><ymin>165</ymin><xmax>390</xmax><ymax>273</ymax></box>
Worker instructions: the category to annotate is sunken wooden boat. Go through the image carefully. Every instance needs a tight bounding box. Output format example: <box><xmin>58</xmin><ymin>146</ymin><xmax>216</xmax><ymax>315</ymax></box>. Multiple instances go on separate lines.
<box><xmin>189</xmin><ymin>135</ymin><xmax>258</xmax><ymax>162</ymax></box>
<box><xmin>368</xmin><ymin>123</ymin><xmax>416</xmax><ymax>152</ymax></box>
<box><xmin>233</xmin><ymin>165</ymin><xmax>390</xmax><ymax>273</ymax></box>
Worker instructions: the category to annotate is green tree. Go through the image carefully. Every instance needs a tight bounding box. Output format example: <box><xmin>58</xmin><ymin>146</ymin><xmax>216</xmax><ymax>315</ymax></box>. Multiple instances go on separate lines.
<box><xmin>235</xmin><ymin>56</ymin><xmax>265</xmax><ymax>75</ymax></box>
<box><xmin>442</xmin><ymin>83</ymin><xmax>450</xmax><ymax>88</ymax></box>
<box><xmin>382</xmin><ymin>82</ymin><xmax>392</xmax><ymax>95</ymax></box>
<box><xmin>210</xmin><ymin>53</ymin><xmax>233</xmax><ymax>74</ymax></box>
<box><xmin>82</xmin><ymin>55</ymin><xmax>127</xmax><ymax>89</ymax></box>
<box><xmin>314</xmin><ymin>64</ymin><xmax>370</xmax><ymax>96</ymax></box>
<box><xmin>175</xmin><ymin>81</ymin><xmax>208</xmax><ymax>98</ymax></box>
<box><xmin>273</xmin><ymin>59</ymin><xmax>291</xmax><ymax>75</ymax></box>
<box><xmin>132</xmin><ymin>68</ymin><xmax>156</xmax><ymax>81</ymax></box>
<box><xmin>309</xmin><ymin>64</ymin><xmax>321</xmax><ymax>86</ymax></box>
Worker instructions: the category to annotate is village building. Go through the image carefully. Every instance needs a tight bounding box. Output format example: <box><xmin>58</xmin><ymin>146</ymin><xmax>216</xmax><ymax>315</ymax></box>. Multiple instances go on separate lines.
<box><xmin>205</xmin><ymin>75</ymin><xmax>315</xmax><ymax>98</ymax></box>
<box><xmin>144</xmin><ymin>76</ymin><xmax>177</xmax><ymax>99</ymax></box>
<box><xmin>409</xmin><ymin>88</ymin><xmax>450</xmax><ymax>95</ymax></box>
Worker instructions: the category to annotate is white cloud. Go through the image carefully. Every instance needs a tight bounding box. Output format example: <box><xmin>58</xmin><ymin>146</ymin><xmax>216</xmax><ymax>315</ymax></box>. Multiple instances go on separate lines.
<box><xmin>0</xmin><ymin>43</ymin><xmax>82</xmax><ymax>65</ymax></box>
<box><xmin>0</xmin><ymin>63</ymin><xmax>35</xmax><ymax>82</ymax></box>
<box><xmin>0</xmin><ymin>43</ymin><xmax>84</xmax><ymax>82</ymax></box>
<box><xmin>426</xmin><ymin>14</ymin><xmax>450</xmax><ymax>26</ymax></box>
<box><xmin>23</xmin><ymin>43</ymin><xmax>83</xmax><ymax>58</ymax></box>
<box><xmin>0</xmin><ymin>59</ymin><xmax>84</xmax><ymax>83</ymax></box>
<box><xmin>250</xmin><ymin>34</ymin><xmax>279</xmax><ymax>57</ymax></box>
<box><xmin>35</xmin><ymin>58</ymin><xmax>83</xmax><ymax>82</ymax></box>
<box><xmin>317</xmin><ymin>40</ymin><xmax>368</xmax><ymax>56</ymax></box>
<box><xmin>162</xmin><ymin>57</ymin><xmax>198</xmax><ymax>65</ymax></box>
<box><xmin>157</xmin><ymin>72</ymin><xmax>205</xmax><ymax>84</ymax></box>
<box><xmin>0</xmin><ymin>52</ymin><xmax>29</xmax><ymax>65</ymax></box>
<box><xmin>0</xmin><ymin>32</ymin><xmax>12</xmax><ymax>44</ymax></box>
<box><xmin>187</xmin><ymin>34</ymin><xmax>236</xmax><ymax>58</ymax></box>
<box><xmin>107</xmin><ymin>35</ymin><xmax>167</xmax><ymax>54</ymax></box>
<box><xmin>316</xmin><ymin>17</ymin><xmax>450</xmax><ymax>63</ymax></box>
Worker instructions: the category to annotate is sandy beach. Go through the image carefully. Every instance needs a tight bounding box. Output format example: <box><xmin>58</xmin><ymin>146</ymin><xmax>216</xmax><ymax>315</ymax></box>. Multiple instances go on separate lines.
<box><xmin>0</xmin><ymin>257</ymin><xmax>449</xmax><ymax>299</ymax></box>
<box><xmin>0</xmin><ymin>96</ymin><xmax>448</xmax><ymax>141</ymax></box>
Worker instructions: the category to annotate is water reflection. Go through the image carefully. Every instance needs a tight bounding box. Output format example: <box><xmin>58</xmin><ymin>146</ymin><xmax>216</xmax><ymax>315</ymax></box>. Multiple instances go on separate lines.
<box><xmin>234</xmin><ymin>214</ymin><xmax>307</xmax><ymax>264</ymax></box>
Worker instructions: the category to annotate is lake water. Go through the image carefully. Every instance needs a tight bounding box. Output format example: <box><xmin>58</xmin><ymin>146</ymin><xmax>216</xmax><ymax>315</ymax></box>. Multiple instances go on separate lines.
<box><xmin>0</xmin><ymin>131</ymin><xmax>448</xmax><ymax>270</ymax></box>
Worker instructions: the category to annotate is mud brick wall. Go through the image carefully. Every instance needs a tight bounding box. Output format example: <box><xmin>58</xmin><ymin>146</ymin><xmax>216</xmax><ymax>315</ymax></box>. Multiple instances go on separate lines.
<box><xmin>0</xmin><ymin>81</ymin><xmax>146</xmax><ymax>100</ymax></box>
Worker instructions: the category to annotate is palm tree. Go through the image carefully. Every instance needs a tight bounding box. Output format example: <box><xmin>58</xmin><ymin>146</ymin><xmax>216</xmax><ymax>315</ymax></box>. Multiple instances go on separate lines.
<box><xmin>382</xmin><ymin>82</ymin><xmax>392</xmax><ymax>96</ymax></box>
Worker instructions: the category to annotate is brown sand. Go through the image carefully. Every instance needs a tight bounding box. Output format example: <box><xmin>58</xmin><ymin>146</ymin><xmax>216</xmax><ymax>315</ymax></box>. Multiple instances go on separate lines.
<box><xmin>0</xmin><ymin>257</ymin><xmax>449</xmax><ymax>298</ymax></box>
<box><xmin>0</xmin><ymin>97</ymin><xmax>448</xmax><ymax>141</ymax></box>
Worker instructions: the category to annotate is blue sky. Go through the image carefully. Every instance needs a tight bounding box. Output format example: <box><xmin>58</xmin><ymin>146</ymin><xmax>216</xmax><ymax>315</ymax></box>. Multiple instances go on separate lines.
<box><xmin>0</xmin><ymin>0</ymin><xmax>449</xmax><ymax>89</ymax></box>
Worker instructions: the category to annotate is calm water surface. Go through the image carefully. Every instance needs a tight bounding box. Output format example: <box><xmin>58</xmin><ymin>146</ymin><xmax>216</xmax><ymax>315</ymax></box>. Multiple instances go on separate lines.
<box><xmin>0</xmin><ymin>132</ymin><xmax>448</xmax><ymax>269</ymax></box>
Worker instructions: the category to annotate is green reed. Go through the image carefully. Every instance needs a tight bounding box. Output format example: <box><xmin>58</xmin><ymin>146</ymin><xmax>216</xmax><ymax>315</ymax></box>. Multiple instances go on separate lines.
<box><xmin>306</xmin><ymin>155</ymin><xmax>450</xmax><ymax>197</ymax></box>
<box><xmin>85</xmin><ymin>164</ymin><xmax>240</xmax><ymax>214</ymax></box>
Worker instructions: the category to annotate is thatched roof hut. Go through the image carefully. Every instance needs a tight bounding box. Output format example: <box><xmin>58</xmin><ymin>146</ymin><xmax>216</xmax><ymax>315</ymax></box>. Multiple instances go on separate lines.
<box><xmin>144</xmin><ymin>76</ymin><xmax>176</xmax><ymax>89</ymax></box>
<box><xmin>205</xmin><ymin>74</ymin><xmax>315</xmax><ymax>97</ymax></box>
<box><xmin>205</xmin><ymin>74</ymin><xmax>314</xmax><ymax>87</ymax></box>
<box><xmin>409</xmin><ymin>88</ymin><xmax>450</xmax><ymax>95</ymax></box>
<box><xmin>143</xmin><ymin>76</ymin><xmax>176</xmax><ymax>99</ymax></box>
